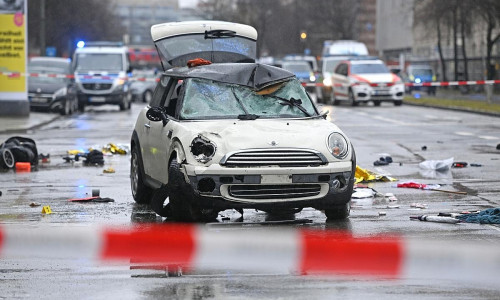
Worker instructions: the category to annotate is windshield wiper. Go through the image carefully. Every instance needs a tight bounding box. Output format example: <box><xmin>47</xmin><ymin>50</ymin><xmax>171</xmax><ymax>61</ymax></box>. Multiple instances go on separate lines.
<box><xmin>269</xmin><ymin>96</ymin><xmax>311</xmax><ymax>117</ymax></box>
<box><xmin>205</xmin><ymin>29</ymin><xmax>236</xmax><ymax>39</ymax></box>
<box><xmin>237</xmin><ymin>114</ymin><xmax>259</xmax><ymax>120</ymax></box>
<box><xmin>232</xmin><ymin>87</ymin><xmax>259</xmax><ymax>120</ymax></box>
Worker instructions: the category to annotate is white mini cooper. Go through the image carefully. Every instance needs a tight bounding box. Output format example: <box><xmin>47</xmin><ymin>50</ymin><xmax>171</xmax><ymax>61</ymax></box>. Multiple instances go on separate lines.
<box><xmin>130</xmin><ymin>21</ymin><xmax>355</xmax><ymax>222</ymax></box>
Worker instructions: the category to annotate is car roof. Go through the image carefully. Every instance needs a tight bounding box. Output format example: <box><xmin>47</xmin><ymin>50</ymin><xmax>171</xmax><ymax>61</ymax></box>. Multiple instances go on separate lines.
<box><xmin>164</xmin><ymin>63</ymin><xmax>295</xmax><ymax>90</ymax></box>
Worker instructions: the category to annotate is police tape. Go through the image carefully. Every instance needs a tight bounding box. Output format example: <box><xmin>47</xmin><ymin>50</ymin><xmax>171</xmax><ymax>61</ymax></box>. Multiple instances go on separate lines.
<box><xmin>0</xmin><ymin>224</ymin><xmax>498</xmax><ymax>282</ymax></box>
<box><xmin>302</xmin><ymin>79</ymin><xmax>500</xmax><ymax>87</ymax></box>
<box><xmin>0</xmin><ymin>71</ymin><xmax>159</xmax><ymax>82</ymax></box>
<box><xmin>2</xmin><ymin>71</ymin><xmax>499</xmax><ymax>87</ymax></box>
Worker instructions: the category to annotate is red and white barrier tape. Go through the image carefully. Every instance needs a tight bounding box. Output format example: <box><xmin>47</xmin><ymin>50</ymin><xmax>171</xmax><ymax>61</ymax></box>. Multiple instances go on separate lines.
<box><xmin>0</xmin><ymin>71</ymin><xmax>159</xmax><ymax>82</ymax></box>
<box><xmin>0</xmin><ymin>224</ymin><xmax>499</xmax><ymax>283</ymax></box>
<box><xmin>2</xmin><ymin>71</ymin><xmax>498</xmax><ymax>87</ymax></box>
<box><xmin>302</xmin><ymin>80</ymin><xmax>500</xmax><ymax>87</ymax></box>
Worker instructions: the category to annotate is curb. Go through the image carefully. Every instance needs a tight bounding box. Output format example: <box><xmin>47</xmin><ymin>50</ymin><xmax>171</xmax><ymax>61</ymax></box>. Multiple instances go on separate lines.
<box><xmin>403</xmin><ymin>101</ymin><xmax>500</xmax><ymax>118</ymax></box>
<box><xmin>0</xmin><ymin>114</ymin><xmax>60</xmax><ymax>134</ymax></box>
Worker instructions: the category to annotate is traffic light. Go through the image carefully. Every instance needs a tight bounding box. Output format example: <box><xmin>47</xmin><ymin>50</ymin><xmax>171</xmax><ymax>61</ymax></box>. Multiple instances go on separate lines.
<box><xmin>300</xmin><ymin>31</ymin><xmax>307</xmax><ymax>41</ymax></box>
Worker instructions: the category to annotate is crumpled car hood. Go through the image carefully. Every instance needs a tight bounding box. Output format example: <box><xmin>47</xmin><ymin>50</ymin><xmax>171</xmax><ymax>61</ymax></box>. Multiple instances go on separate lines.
<box><xmin>176</xmin><ymin>118</ymin><xmax>349</xmax><ymax>164</ymax></box>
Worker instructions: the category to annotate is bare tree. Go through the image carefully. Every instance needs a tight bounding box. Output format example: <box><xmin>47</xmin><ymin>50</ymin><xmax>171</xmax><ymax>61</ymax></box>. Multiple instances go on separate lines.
<box><xmin>475</xmin><ymin>0</ymin><xmax>500</xmax><ymax>80</ymax></box>
<box><xmin>415</xmin><ymin>0</ymin><xmax>451</xmax><ymax>83</ymax></box>
<box><xmin>28</xmin><ymin>0</ymin><xmax>124</xmax><ymax>57</ymax></box>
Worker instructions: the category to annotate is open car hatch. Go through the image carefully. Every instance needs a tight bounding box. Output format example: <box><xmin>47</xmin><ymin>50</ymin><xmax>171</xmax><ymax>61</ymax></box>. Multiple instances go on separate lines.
<box><xmin>151</xmin><ymin>21</ymin><xmax>258</xmax><ymax>70</ymax></box>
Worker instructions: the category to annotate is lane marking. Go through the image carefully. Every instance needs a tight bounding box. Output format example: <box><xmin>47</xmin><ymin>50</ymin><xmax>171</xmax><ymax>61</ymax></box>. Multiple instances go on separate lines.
<box><xmin>371</xmin><ymin>115</ymin><xmax>408</xmax><ymax>125</ymax></box>
<box><xmin>455</xmin><ymin>132</ymin><xmax>474</xmax><ymax>136</ymax></box>
<box><xmin>478</xmin><ymin>135</ymin><xmax>499</xmax><ymax>140</ymax></box>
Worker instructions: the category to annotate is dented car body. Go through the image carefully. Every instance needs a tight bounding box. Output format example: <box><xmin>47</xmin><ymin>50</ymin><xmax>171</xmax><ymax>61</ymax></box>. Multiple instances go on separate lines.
<box><xmin>130</xmin><ymin>21</ymin><xmax>355</xmax><ymax>221</ymax></box>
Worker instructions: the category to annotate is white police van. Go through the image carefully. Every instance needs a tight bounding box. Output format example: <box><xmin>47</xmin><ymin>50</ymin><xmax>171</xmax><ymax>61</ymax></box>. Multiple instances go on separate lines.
<box><xmin>73</xmin><ymin>42</ymin><xmax>132</xmax><ymax>111</ymax></box>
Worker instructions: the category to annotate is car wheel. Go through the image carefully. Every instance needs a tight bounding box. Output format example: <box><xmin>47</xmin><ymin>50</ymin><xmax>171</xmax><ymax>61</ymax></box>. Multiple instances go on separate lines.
<box><xmin>325</xmin><ymin>203</ymin><xmax>350</xmax><ymax>220</ymax></box>
<box><xmin>130</xmin><ymin>146</ymin><xmax>153</xmax><ymax>204</ymax></box>
<box><xmin>60</xmin><ymin>99</ymin><xmax>70</xmax><ymax>115</ymax></box>
<box><xmin>394</xmin><ymin>100</ymin><xmax>403</xmax><ymax>106</ymax></box>
<box><xmin>167</xmin><ymin>158</ymin><xmax>216</xmax><ymax>222</ymax></box>
<box><xmin>373</xmin><ymin>100</ymin><xmax>381</xmax><ymax>106</ymax></box>
<box><xmin>78</xmin><ymin>102</ymin><xmax>85</xmax><ymax>112</ymax></box>
<box><xmin>143</xmin><ymin>90</ymin><xmax>153</xmax><ymax>103</ymax></box>
<box><xmin>0</xmin><ymin>148</ymin><xmax>15</xmax><ymax>169</ymax></box>
<box><xmin>349</xmin><ymin>90</ymin><xmax>358</xmax><ymax>106</ymax></box>
<box><xmin>330</xmin><ymin>91</ymin><xmax>339</xmax><ymax>106</ymax></box>
<box><xmin>119</xmin><ymin>95</ymin><xmax>127</xmax><ymax>111</ymax></box>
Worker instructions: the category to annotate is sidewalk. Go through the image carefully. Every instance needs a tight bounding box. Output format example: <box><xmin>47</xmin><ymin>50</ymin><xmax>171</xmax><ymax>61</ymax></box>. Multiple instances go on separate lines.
<box><xmin>0</xmin><ymin>112</ymin><xmax>60</xmax><ymax>134</ymax></box>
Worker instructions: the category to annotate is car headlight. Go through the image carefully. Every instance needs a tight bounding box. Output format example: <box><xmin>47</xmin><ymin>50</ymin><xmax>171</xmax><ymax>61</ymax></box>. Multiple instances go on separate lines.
<box><xmin>190</xmin><ymin>136</ymin><xmax>216</xmax><ymax>163</ymax></box>
<box><xmin>52</xmin><ymin>87</ymin><xmax>67</xmax><ymax>99</ymax></box>
<box><xmin>323</xmin><ymin>77</ymin><xmax>332</xmax><ymax>87</ymax></box>
<box><xmin>327</xmin><ymin>133</ymin><xmax>348</xmax><ymax>159</ymax></box>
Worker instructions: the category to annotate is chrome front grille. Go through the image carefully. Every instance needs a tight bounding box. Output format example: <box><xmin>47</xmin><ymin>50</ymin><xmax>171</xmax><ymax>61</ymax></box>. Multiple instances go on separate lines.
<box><xmin>82</xmin><ymin>83</ymin><xmax>112</xmax><ymax>91</ymax></box>
<box><xmin>229</xmin><ymin>184</ymin><xmax>322</xmax><ymax>200</ymax></box>
<box><xmin>221</xmin><ymin>149</ymin><xmax>326</xmax><ymax>167</ymax></box>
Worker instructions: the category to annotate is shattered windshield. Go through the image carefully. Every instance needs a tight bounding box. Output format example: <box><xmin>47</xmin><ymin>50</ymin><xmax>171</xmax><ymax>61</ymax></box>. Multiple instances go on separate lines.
<box><xmin>180</xmin><ymin>78</ymin><xmax>317</xmax><ymax>120</ymax></box>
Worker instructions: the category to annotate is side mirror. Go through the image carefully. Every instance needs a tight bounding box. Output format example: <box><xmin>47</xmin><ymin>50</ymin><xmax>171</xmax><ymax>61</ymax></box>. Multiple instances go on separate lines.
<box><xmin>320</xmin><ymin>109</ymin><xmax>329</xmax><ymax>120</ymax></box>
<box><xmin>146</xmin><ymin>106</ymin><xmax>169</xmax><ymax>126</ymax></box>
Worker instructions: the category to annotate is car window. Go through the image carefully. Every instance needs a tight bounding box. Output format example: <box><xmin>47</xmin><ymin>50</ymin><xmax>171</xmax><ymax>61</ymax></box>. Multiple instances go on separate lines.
<box><xmin>282</xmin><ymin>62</ymin><xmax>311</xmax><ymax>73</ymax></box>
<box><xmin>150</xmin><ymin>76</ymin><xmax>172</xmax><ymax>107</ymax></box>
<box><xmin>350</xmin><ymin>63</ymin><xmax>389</xmax><ymax>74</ymax></box>
<box><xmin>335</xmin><ymin>63</ymin><xmax>347</xmax><ymax>76</ymax></box>
<box><xmin>163</xmin><ymin>79</ymin><xmax>183</xmax><ymax>118</ymax></box>
<box><xmin>179</xmin><ymin>78</ymin><xmax>317</xmax><ymax>120</ymax></box>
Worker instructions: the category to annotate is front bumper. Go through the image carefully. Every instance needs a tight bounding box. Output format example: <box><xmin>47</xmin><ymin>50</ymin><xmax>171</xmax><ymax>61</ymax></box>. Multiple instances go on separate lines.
<box><xmin>28</xmin><ymin>94</ymin><xmax>65</xmax><ymax>112</ymax></box>
<box><xmin>182</xmin><ymin>162</ymin><xmax>354</xmax><ymax>210</ymax></box>
<box><xmin>352</xmin><ymin>84</ymin><xmax>404</xmax><ymax>102</ymax></box>
<box><xmin>77</xmin><ymin>90</ymin><xmax>124</xmax><ymax>106</ymax></box>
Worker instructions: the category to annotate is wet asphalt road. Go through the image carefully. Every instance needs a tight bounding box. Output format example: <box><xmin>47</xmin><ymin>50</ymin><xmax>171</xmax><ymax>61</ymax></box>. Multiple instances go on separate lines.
<box><xmin>0</xmin><ymin>101</ymin><xmax>499</xmax><ymax>299</ymax></box>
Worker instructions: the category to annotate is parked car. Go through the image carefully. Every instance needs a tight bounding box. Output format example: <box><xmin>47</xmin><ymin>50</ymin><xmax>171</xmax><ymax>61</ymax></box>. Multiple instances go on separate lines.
<box><xmin>130</xmin><ymin>69</ymin><xmax>158</xmax><ymax>102</ymax></box>
<box><xmin>282</xmin><ymin>55</ymin><xmax>321</xmax><ymax>100</ymax></box>
<box><xmin>281</xmin><ymin>60</ymin><xmax>317</xmax><ymax>94</ymax></box>
<box><xmin>28</xmin><ymin>57</ymin><xmax>78</xmax><ymax>115</ymax></box>
<box><xmin>405</xmin><ymin>64</ymin><xmax>437</xmax><ymax>95</ymax></box>
<box><xmin>130</xmin><ymin>21</ymin><xmax>356</xmax><ymax>222</ymax></box>
<box><xmin>320</xmin><ymin>55</ymin><xmax>355</xmax><ymax>102</ymax></box>
<box><xmin>330</xmin><ymin>58</ymin><xmax>404</xmax><ymax>106</ymax></box>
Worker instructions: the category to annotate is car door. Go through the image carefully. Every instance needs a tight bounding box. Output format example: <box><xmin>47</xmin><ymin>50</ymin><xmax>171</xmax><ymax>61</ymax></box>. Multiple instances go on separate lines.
<box><xmin>332</xmin><ymin>63</ymin><xmax>349</xmax><ymax>100</ymax></box>
<box><xmin>147</xmin><ymin>77</ymin><xmax>180</xmax><ymax>183</ymax></box>
<box><xmin>140</xmin><ymin>75</ymin><xmax>172</xmax><ymax>177</ymax></box>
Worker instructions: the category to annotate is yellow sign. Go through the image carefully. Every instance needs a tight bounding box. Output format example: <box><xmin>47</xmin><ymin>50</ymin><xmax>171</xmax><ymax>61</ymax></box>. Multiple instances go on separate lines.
<box><xmin>41</xmin><ymin>206</ymin><xmax>52</xmax><ymax>214</ymax></box>
<box><xmin>0</xmin><ymin>7</ymin><xmax>26</xmax><ymax>93</ymax></box>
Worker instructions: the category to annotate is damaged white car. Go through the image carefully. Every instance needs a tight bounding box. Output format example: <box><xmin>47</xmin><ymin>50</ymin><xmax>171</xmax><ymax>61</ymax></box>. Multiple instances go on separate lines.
<box><xmin>130</xmin><ymin>21</ymin><xmax>355</xmax><ymax>221</ymax></box>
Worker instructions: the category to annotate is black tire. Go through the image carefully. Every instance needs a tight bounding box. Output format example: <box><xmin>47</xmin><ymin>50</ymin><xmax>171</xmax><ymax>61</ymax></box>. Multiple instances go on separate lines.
<box><xmin>394</xmin><ymin>100</ymin><xmax>403</xmax><ymax>106</ymax></box>
<box><xmin>330</xmin><ymin>91</ymin><xmax>339</xmax><ymax>106</ymax></box>
<box><xmin>0</xmin><ymin>148</ymin><xmax>15</xmax><ymax>169</ymax></box>
<box><xmin>130</xmin><ymin>146</ymin><xmax>153</xmax><ymax>204</ymax></box>
<box><xmin>78</xmin><ymin>102</ymin><xmax>85</xmax><ymax>112</ymax></box>
<box><xmin>167</xmin><ymin>158</ymin><xmax>219</xmax><ymax>222</ymax></box>
<box><xmin>60</xmin><ymin>99</ymin><xmax>70</xmax><ymax>116</ymax></box>
<box><xmin>349</xmin><ymin>90</ymin><xmax>358</xmax><ymax>107</ymax></box>
<box><xmin>143</xmin><ymin>90</ymin><xmax>153</xmax><ymax>103</ymax></box>
<box><xmin>373</xmin><ymin>100</ymin><xmax>381</xmax><ymax>106</ymax></box>
<box><xmin>325</xmin><ymin>202</ymin><xmax>350</xmax><ymax>220</ymax></box>
<box><xmin>119</xmin><ymin>96</ymin><xmax>127</xmax><ymax>111</ymax></box>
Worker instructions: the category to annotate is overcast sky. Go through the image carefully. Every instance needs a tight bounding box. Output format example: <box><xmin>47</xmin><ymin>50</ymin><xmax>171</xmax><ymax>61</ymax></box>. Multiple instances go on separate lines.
<box><xmin>178</xmin><ymin>0</ymin><xmax>198</xmax><ymax>8</ymax></box>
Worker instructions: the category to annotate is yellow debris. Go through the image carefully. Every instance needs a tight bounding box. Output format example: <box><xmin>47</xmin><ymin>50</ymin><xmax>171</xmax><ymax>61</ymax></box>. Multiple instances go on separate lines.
<box><xmin>41</xmin><ymin>206</ymin><xmax>52</xmax><ymax>214</ymax></box>
<box><xmin>103</xmin><ymin>167</ymin><xmax>115</xmax><ymax>174</ymax></box>
<box><xmin>355</xmin><ymin>165</ymin><xmax>397</xmax><ymax>184</ymax></box>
